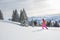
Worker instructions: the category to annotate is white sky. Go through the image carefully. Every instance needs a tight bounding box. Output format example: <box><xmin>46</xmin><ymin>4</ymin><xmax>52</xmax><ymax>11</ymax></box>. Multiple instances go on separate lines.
<box><xmin>0</xmin><ymin>0</ymin><xmax>60</xmax><ymax>18</ymax></box>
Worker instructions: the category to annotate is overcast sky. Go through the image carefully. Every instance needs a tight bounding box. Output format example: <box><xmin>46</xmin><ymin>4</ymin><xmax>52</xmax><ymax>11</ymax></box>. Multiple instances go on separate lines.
<box><xmin>0</xmin><ymin>0</ymin><xmax>60</xmax><ymax>19</ymax></box>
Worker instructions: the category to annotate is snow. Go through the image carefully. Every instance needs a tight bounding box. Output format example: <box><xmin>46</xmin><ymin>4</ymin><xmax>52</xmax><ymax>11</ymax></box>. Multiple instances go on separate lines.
<box><xmin>0</xmin><ymin>21</ymin><xmax>60</xmax><ymax>40</ymax></box>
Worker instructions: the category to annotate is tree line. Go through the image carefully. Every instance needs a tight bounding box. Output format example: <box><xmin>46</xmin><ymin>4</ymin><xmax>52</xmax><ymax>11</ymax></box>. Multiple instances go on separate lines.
<box><xmin>30</xmin><ymin>19</ymin><xmax>60</xmax><ymax>27</ymax></box>
<box><xmin>0</xmin><ymin>8</ymin><xmax>28</xmax><ymax>26</ymax></box>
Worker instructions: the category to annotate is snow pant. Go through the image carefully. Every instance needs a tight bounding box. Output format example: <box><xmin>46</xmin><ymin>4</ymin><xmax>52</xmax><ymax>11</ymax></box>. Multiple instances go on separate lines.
<box><xmin>42</xmin><ymin>24</ymin><xmax>48</xmax><ymax>29</ymax></box>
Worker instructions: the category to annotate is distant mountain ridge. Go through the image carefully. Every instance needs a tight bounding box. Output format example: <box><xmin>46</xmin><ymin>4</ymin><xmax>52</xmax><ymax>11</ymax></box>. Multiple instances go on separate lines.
<box><xmin>28</xmin><ymin>14</ymin><xmax>60</xmax><ymax>22</ymax></box>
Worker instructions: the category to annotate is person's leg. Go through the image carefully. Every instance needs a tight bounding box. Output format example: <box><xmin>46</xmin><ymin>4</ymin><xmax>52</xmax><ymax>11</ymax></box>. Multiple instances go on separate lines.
<box><xmin>42</xmin><ymin>26</ymin><xmax>44</xmax><ymax>29</ymax></box>
<box><xmin>45</xmin><ymin>26</ymin><xmax>48</xmax><ymax>29</ymax></box>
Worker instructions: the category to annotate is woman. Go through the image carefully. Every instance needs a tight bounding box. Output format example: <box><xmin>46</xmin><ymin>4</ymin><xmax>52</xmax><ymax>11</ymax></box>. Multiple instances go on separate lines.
<box><xmin>42</xmin><ymin>19</ymin><xmax>48</xmax><ymax>29</ymax></box>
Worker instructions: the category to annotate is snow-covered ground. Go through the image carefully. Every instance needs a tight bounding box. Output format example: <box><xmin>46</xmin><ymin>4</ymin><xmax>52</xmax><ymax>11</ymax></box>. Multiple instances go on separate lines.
<box><xmin>0</xmin><ymin>21</ymin><xmax>60</xmax><ymax>40</ymax></box>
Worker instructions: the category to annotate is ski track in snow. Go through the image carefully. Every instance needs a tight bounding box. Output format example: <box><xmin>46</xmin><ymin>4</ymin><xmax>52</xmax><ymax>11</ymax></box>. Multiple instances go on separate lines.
<box><xmin>0</xmin><ymin>21</ymin><xmax>60</xmax><ymax>40</ymax></box>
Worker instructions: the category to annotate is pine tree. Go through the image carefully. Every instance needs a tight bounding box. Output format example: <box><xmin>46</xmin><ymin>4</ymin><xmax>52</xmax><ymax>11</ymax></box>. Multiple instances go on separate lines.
<box><xmin>53</xmin><ymin>21</ymin><xmax>59</xmax><ymax>27</ymax></box>
<box><xmin>19</xmin><ymin>9</ymin><xmax>28</xmax><ymax>26</ymax></box>
<box><xmin>12</xmin><ymin>9</ymin><xmax>19</xmax><ymax>22</ymax></box>
<box><xmin>47</xmin><ymin>20</ymin><xmax>51</xmax><ymax>27</ymax></box>
<box><xmin>31</xmin><ymin>19</ymin><xmax>34</xmax><ymax>26</ymax></box>
<box><xmin>0</xmin><ymin>10</ymin><xmax>3</xmax><ymax>20</ymax></box>
<box><xmin>19</xmin><ymin>10</ymin><xmax>23</xmax><ymax>23</ymax></box>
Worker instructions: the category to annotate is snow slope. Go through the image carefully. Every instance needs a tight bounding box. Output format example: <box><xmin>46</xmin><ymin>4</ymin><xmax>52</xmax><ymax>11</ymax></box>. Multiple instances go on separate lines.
<box><xmin>0</xmin><ymin>21</ymin><xmax>60</xmax><ymax>40</ymax></box>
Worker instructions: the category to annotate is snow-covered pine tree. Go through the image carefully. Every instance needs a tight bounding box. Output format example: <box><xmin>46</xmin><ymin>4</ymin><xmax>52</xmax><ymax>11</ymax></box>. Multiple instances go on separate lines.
<box><xmin>0</xmin><ymin>10</ymin><xmax>3</xmax><ymax>20</ymax></box>
<box><xmin>12</xmin><ymin>9</ymin><xmax>19</xmax><ymax>22</ymax></box>
<box><xmin>19</xmin><ymin>9</ymin><xmax>28</xmax><ymax>26</ymax></box>
<box><xmin>53</xmin><ymin>21</ymin><xmax>59</xmax><ymax>27</ymax></box>
<box><xmin>31</xmin><ymin>19</ymin><xmax>34</xmax><ymax>26</ymax></box>
<box><xmin>19</xmin><ymin>10</ymin><xmax>23</xmax><ymax>23</ymax></box>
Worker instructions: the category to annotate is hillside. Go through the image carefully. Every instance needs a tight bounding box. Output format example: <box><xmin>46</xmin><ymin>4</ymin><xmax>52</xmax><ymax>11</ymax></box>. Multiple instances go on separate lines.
<box><xmin>0</xmin><ymin>21</ymin><xmax>60</xmax><ymax>40</ymax></box>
